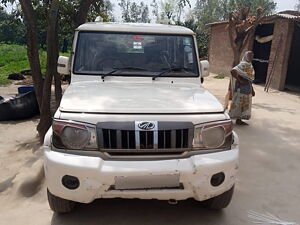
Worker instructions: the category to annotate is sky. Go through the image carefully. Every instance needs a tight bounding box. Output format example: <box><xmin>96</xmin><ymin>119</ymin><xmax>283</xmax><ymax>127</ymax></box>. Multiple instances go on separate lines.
<box><xmin>4</xmin><ymin>0</ymin><xmax>299</xmax><ymax>21</ymax></box>
<box><xmin>111</xmin><ymin>0</ymin><xmax>299</xmax><ymax>21</ymax></box>
<box><xmin>276</xmin><ymin>0</ymin><xmax>298</xmax><ymax>11</ymax></box>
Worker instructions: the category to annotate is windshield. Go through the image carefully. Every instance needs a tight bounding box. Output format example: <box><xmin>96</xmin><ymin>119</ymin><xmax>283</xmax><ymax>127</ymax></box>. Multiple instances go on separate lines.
<box><xmin>73</xmin><ymin>32</ymin><xmax>199</xmax><ymax>77</ymax></box>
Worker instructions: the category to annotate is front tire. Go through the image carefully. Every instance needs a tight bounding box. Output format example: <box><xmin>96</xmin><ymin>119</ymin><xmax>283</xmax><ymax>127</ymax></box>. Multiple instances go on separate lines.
<box><xmin>47</xmin><ymin>189</ymin><xmax>76</xmax><ymax>213</ymax></box>
<box><xmin>203</xmin><ymin>186</ymin><xmax>234</xmax><ymax>210</ymax></box>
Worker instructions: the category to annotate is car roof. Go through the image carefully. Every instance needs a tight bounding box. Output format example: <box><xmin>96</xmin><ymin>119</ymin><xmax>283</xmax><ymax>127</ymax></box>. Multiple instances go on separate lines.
<box><xmin>76</xmin><ymin>22</ymin><xmax>195</xmax><ymax>35</ymax></box>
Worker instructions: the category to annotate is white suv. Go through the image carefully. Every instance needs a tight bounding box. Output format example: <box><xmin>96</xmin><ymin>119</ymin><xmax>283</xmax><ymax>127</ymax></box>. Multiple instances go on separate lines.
<box><xmin>44</xmin><ymin>22</ymin><xmax>239</xmax><ymax>213</ymax></box>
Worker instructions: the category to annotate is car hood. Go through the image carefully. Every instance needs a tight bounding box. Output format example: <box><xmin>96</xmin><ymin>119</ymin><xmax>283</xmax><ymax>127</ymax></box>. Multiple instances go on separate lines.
<box><xmin>59</xmin><ymin>81</ymin><xmax>224</xmax><ymax>114</ymax></box>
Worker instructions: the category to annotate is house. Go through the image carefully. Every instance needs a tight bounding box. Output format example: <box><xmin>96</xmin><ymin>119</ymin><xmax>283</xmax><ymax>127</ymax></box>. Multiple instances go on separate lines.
<box><xmin>207</xmin><ymin>11</ymin><xmax>300</xmax><ymax>92</ymax></box>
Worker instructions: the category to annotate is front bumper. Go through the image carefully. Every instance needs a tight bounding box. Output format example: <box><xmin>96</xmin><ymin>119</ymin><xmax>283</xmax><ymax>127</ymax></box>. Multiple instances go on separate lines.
<box><xmin>44</xmin><ymin>134</ymin><xmax>239</xmax><ymax>203</ymax></box>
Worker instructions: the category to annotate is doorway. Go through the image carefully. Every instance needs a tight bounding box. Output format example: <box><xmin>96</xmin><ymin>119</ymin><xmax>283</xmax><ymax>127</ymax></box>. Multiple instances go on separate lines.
<box><xmin>252</xmin><ymin>23</ymin><xmax>274</xmax><ymax>84</ymax></box>
<box><xmin>286</xmin><ymin>22</ymin><xmax>300</xmax><ymax>92</ymax></box>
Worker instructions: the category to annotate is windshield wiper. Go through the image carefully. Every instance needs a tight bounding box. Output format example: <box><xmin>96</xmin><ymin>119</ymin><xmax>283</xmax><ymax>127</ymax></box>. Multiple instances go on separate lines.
<box><xmin>101</xmin><ymin>67</ymin><xmax>149</xmax><ymax>79</ymax></box>
<box><xmin>152</xmin><ymin>67</ymin><xmax>190</xmax><ymax>80</ymax></box>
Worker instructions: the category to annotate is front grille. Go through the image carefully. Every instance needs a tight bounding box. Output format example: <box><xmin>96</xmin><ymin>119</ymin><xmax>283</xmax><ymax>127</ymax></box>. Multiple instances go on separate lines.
<box><xmin>103</xmin><ymin>129</ymin><xmax>117</xmax><ymax>149</ymax></box>
<box><xmin>121</xmin><ymin>130</ymin><xmax>135</xmax><ymax>149</ymax></box>
<box><xmin>158</xmin><ymin>130</ymin><xmax>171</xmax><ymax>148</ymax></box>
<box><xmin>97</xmin><ymin>122</ymin><xmax>193</xmax><ymax>154</ymax></box>
<box><xmin>140</xmin><ymin>131</ymin><xmax>154</xmax><ymax>149</ymax></box>
<box><xmin>176</xmin><ymin>129</ymin><xmax>189</xmax><ymax>148</ymax></box>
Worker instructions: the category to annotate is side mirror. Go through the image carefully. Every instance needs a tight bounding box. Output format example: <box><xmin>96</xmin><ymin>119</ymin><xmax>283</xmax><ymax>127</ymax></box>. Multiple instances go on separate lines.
<box><xmin>57</xmin><ymin>56</ymin><xmax>70</xmax><ymax>75</ymax></box>
<box><xmin>200</xmin><ymin>60</ymin><xmax>209</xmax><ymax>77</ymax></box>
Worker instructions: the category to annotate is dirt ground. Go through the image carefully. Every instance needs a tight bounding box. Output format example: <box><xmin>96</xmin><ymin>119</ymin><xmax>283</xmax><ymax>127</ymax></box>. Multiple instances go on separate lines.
<box><xmin>0</xmin><ymin>75</ymin><xmax>300</xmax><ymax>225</ymax></box>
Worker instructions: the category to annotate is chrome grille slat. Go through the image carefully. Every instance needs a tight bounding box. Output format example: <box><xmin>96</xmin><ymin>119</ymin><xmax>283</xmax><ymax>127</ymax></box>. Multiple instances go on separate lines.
<box><xmin>163</xmin><ymin>131</ymin><xmax>166</xmax><ymax>149</ymax></box>
<box><xmin>154</xmin><ymin>130</ymin><xmax>158</xmax><ymax>149</ymax></box>
<box><xmin>116</xmin><ymin>130</ymin><xmax>122</xmax><ymax>149</ymax></box>
<box><xmin>181</xmin><ymin>129</ymin><xmax>184</xmax><ymax>148</ymax></box>
<box><xmin>171</xmin><ymin>130</ymin><xmax>176</xmax><ymax>149</ymax></box>
<box><xmin>127</xmin><ymin>131</ymin><xmax>130</xmax><ymax>149</ymax></box>
<box><xmin>135</xmin><ymin>130</ymin><xmax>140</xmax><ymax>149</ymax></box>
<box><xmin>108</xmin><ymin>130</ymin><xmax>111</xmax><ymax>149</ymax></box>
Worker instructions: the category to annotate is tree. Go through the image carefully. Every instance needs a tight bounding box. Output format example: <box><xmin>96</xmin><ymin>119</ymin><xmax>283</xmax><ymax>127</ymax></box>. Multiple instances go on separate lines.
<box><xmin>130</xmin><ymin>2</ymin><xmax>140</xmax><ymax>22</ymax></box>
<box><xmin>159</xmin><ymin>0</ymin><xmax>190</xmax><ymax>24</ymax></box>
<box><xmin>194</xmin><ymin>0</ymin><xmax>225</xmax><ymax>30</ymax></box>
<box><xmin>150</xmin><ymin>0</ymin><xmax>159</xmax><ymax>22</ymax></box>
<box><xmin>228</xmin><ymin>6</ymin><xmax>264</xmax><ymax>66</ymax></box>
<box><xmin>140</xmin><ymin>2</ymin><xmax>150</xmax><ymax>23</ymax></box>
<box><xmin>175</xmin><ymin>0</ymin><xmax>190</xmax><ymax>23</ymax></box>
<box><xmin>119</xmin><ymin>0</ymin><xmax>131</xmax><ymax>22</ymax></box>
<box><xmin>0</xmin><ymin>8</ymin><xmax>26</xmax><ymax>44</ymax></box>
<box><xmin>57</xmin><ymin>1</ymin><xmax>114</xmax><ymax>53</ymax></box>
<box><xmin>192</xmin><ymin>0</ymin><xmax>276</xmax><ymax>58</ymax></box>
<box><xmin>119</xmin><ymin>0</ymin><xmax>150</xmax><ymax>23</ymax></box>
<box><xmin>227</xmin><ymin>0</ymin><xmax>276</xmax><ymax>15</ymax></box>
<box><xmin>295</xmin><ymin>0</ymin><xmax>300</xmax><ymax>11</ymax></box>
<box><xmin>160</xmin><ymin>0</ymin><xmax>176</xmax><ymax>21</ymax></box>
<box><xmin>88</xmin><ymin>0</ymin><xmax>114</xmax><ymax>22</ymax></box>
<box><xmin>1</xmin><ymin>0</ymin><xmax>103</xmax><ymax>142</ymax></box>
<box><xmin>194</xmin><ymin>0</ymin><xmax>275</xmax><ymax>30</ymax></box>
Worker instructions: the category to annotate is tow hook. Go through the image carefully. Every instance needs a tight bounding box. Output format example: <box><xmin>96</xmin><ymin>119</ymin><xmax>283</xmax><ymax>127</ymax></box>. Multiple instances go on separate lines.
<box><xmin>168</xmin><ymin>199</ymin><xmax>178</xmax><ymax>205</ymax></box>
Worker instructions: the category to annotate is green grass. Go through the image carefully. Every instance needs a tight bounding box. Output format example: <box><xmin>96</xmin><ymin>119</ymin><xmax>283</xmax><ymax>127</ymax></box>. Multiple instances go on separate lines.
<box><xmin>0</xmin><ymin>44</ymin><xmax>47</xmax><ymax>85</ymax></box>
<box><xmin>213</xmin><ymin>74</ymin><xmax>226</xmax><ymax>79</ymax></box>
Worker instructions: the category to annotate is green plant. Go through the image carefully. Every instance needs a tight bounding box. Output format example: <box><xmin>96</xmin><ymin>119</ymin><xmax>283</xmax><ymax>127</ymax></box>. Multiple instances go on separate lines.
<box><xmin>214</xmin><ymin>74</ymin><xmax>226</xmax><ymax>79</ymax></box>
<box><xmin>0</xmin><ymin>44</ymin><xmax>47</xmax><ymax>85</ymax></box>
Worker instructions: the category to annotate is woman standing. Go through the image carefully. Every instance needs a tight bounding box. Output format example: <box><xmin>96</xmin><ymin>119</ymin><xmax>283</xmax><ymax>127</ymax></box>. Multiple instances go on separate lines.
<box><xmin>229</xmin><ymin>51</ymin><xmax>255</xmax><ymax>125</ymax></box>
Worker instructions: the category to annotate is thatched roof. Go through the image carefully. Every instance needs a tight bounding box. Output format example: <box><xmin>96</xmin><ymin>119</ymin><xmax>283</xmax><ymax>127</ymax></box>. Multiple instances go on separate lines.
<box><xmin>207</xmin><ymin>10</ymin><xmax>300</xmax><ymax>27</ymax></box>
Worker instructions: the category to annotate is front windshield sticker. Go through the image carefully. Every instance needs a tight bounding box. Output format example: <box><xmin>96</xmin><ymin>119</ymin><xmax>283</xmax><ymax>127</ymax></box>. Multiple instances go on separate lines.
<box><xmin>183</xmin><ymin>38</ymin><xmax>191</xmax><ymax>46</ymax></box>
<box><xmin>133</xmin><ymin>42</ymin><xmax>142</xmax><ymax>49</ymax></box>
<box><xmin>132</xmin><ymin>35</ymin><xmax>143</xmax><ymax>53</ymax></box>
<box><xmin>183</xmin><ymin>38</ymin><xmax>193</xmax><ymax>63</ymax></box>
<box><xmin>184</xmin><ymin>45</ymin><xmax>192</xmax><ymax>53</ymax></box>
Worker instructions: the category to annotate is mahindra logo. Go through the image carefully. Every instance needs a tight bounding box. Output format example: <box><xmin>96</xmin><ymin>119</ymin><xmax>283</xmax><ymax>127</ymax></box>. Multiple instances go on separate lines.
<box><xmin>138</xmin><ymin>122</ymin><xmax>155</xmax><ymax>130</ymax></box>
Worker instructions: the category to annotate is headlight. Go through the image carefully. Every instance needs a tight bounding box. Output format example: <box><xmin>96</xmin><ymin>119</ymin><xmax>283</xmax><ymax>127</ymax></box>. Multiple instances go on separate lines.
<box><xmin>52</xmin><ymin>120</ymin><xmax>97</xmax><ymax>150</ymax></box>
<box><xmin>193</xmin><ymin>120</ymin><xmax>233</xmax><ymax>150</ymax></box>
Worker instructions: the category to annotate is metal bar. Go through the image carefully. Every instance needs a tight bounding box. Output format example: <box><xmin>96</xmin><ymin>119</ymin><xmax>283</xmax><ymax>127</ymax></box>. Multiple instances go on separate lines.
<box><xmin>171</xmin><ymin>130</ymin><xmax>176</xmax><ymax>148</ymax></box>
<box><xmin>145</xmin><ymin>131</ymin><xmax>148</xmax><ymax>148</ymax></box>
<box><xmin>135</xmin><ymin>130</ymin><xmax>140</xmax><ymax>150</ymax></box>
<box><xmin>127</xmin><ymin>131</ymin><xmax>130</xmax><ymax>149</ymax></box>
<box><xmin>116</xmin><ymin>130</ymin><xmax>122</xmax><ymax>149</ymax></box>
<box><xmin>108</xmin><ymin>130</ymin><xmax>111</xmax><ymax>149</ymax></box>
<box><xmin>181</xmin><ymin>129</ymin><xmax>184</xmax><ymax>148</ymax></box>
<box><xmin>97</xmin><ymin>128</ymin><xmax>104</xmax><ymax>149</ymax></box>
<box><xmin>153</xmin><ymin>131</ymin><xmax>158</xmax><ymax>149</ymax></box>
<box><xmin>163</xmin><ymin>131</ymin><xmax>166</xmax><ymax>149</ymax></box>
<box><xmin>188</xmin><ymin>128</ymin><xmax>194</xmax><ymax>148</ymax></box>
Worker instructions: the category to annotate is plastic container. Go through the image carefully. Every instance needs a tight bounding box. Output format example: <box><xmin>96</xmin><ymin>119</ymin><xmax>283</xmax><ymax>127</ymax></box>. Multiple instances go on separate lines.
<box><xmin>18</xmin><ymin>86</ymin><xmax>34</xmax><ymax>94</ymax></box>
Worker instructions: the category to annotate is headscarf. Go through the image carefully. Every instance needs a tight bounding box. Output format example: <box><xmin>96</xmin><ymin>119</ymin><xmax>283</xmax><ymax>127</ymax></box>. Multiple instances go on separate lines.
<box><xmin>233</xmin><ymin>51</ymin><xmax>255</xmax><ymax>82</ymax></box>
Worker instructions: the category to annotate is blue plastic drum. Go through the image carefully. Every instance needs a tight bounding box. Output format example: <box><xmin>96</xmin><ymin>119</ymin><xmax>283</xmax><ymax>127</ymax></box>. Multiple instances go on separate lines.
<box><xmin>18</xmin><ymin>86</ymin><xmax>34</xmax><ymax>94</ymax></box>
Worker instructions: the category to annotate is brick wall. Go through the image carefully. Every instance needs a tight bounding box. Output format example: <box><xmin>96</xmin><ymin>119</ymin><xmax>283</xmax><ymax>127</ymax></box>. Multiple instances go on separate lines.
<box><xmin>208</xmin><ymin>23</ymin><xmax>233</xmax><ymax>76</ymax></box>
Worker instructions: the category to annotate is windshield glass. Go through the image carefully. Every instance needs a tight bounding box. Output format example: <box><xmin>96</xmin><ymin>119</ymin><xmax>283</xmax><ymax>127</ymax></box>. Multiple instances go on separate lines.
<box><xmin>73</xmin><ymin>32</ymin><xmax>199</xmax><ymax>77</ymax></box>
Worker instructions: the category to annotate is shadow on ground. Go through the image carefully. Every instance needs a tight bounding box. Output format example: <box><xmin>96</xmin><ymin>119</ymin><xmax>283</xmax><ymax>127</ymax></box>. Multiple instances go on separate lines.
<box><xmin>252</xmin><ymin>103</ymin><xmax>296</xmax><ymax>114</ymax></box>
<box><xmin>51</xmin><ymin>198</ymin><xmax>226</xmax><ymax>225</ymax></box>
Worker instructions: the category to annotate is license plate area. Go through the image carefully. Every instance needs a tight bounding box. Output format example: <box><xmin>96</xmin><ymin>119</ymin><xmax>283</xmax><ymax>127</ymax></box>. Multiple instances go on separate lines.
<box><xmin>114</xmin><ymin>174</ymin><xmax>180</xmax><ymax>190</ymax></box>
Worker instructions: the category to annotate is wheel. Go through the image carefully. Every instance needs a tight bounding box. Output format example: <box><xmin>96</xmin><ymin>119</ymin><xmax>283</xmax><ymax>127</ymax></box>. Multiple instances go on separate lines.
<box><xmin>47</xmin><ymin>189</ymin><xmax>76</xmax><ymax>213</ymax></box>
<box><xmin>203</xmin><ymin>186</ymin><xmax>234</xmax><ymax>210</ymax></box>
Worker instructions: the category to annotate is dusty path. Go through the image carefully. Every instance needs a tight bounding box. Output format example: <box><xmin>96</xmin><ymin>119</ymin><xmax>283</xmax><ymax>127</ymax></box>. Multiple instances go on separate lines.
<box><xmin>0</xmin><ymin>76</ymin><xmax>300</xmax><ymax>225</ymax></box>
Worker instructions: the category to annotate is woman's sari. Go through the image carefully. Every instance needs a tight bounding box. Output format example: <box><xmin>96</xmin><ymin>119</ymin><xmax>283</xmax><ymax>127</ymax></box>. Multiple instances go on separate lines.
<box><xmin>229</xmin><ymin>55</ymin><xmax>254</xmax><ymax>120</ymax></box>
